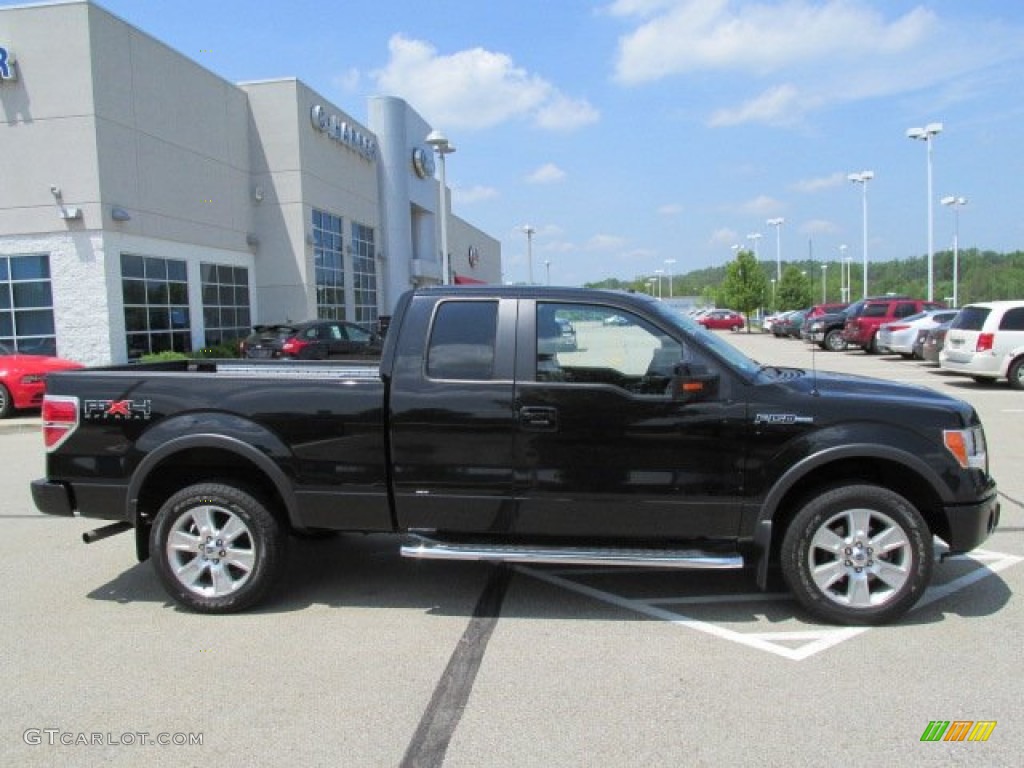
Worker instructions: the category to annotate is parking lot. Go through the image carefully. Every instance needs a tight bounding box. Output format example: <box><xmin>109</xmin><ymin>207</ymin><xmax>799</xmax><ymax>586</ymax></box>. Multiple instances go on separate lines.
<box><xmin>2</xmin><ymin>332</ymin><xmax>1022</xmax><ymax>767</ymax></box>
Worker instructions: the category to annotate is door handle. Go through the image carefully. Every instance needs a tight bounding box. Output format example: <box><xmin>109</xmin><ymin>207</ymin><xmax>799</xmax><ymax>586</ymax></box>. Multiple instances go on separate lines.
<box><xmin>519</xmin><ymin>406</ymin><xmax>559</xmax><ymax>431</ymax></box>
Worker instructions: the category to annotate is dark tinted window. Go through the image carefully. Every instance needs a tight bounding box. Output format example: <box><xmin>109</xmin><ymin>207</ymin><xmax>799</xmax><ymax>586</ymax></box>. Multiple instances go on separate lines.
<box><xmin>951</xmin><ymin>306</ymin><xmax>990</xmax><ymax>331</ymax></box>
<box><xmin>426</xmin><ymin>301</ymin><xmax>498</xmax><ymax>380</ymax></box>
<box><xmin>999</xmin><ymin>307</ymin><xmax>1024</xmax><ymax>331</ymax></box>
<box><xmin>894</xmin><ymin>302</ymin><xmax>917</xmax><ymax>318</ymax></box>
<box><xmin>861</xmin><ymin>303</ymin><xmax>889</xmax><ymax>318</ymax></box>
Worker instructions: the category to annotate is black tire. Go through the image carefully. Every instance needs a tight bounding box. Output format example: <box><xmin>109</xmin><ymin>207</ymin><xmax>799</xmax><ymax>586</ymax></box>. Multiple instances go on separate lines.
<box><xmin>781</xmin><ymin>484</ymin><xmax>932</xmax><ymax>625</ymax></box>
<box><xmin>150</xmin><ymin>482</ymin><xmax>285</xmax><ymax>613</ymax></box>
<box><xmin>866</xmin><ymin>333</ymin><xmax>879</xmax><ymax>354</ymax></box>
<box><xmin>0</xmin><ymin>383</ymin><xmax>12</xmax><ymax>419</ymax></box>
<box><xmin>824</xmin><ymin>329</ymin><xmax>846</xmax><ymax>352</ymax></box>
<box><xmin>1007</xmin><ymin>357</ymin><xmax>1024</xmax><ymax>390</ymax></box>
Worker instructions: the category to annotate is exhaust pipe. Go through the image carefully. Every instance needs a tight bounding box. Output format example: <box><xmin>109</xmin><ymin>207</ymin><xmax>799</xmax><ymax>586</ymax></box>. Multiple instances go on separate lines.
<box><xmin>82</xmin><ymin>521</ymin><xmax>132</xmax><ymax>544</ymax></box>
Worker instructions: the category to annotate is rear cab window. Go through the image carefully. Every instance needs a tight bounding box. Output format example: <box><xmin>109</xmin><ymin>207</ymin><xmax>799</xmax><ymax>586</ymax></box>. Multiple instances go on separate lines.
<box><xmin>426</xmin><ymin>301</ymin><xmax>498</xmax><ymax>380</ymax></box>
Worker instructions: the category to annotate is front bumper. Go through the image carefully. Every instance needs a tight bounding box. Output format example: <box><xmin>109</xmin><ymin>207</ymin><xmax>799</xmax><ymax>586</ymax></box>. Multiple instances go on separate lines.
<box><xmin>942</xmin><ymin>493</ymin><xmax>1000</xmax><ymax>553</ymax></box>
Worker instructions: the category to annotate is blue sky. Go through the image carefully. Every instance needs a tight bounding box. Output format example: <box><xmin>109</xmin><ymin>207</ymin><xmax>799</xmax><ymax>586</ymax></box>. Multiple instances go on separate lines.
<box><xmin>8</xmin><ymin>0</ymin><xmax>1024</xmax><ymax>286</ymax></box>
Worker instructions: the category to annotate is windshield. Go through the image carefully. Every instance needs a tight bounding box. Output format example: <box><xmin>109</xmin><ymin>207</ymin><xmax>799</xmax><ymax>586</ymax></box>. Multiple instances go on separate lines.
<box><xmin>651</xmin><ymin>302</ymin><xmax>761</xmax><ymax>377</ymax></box>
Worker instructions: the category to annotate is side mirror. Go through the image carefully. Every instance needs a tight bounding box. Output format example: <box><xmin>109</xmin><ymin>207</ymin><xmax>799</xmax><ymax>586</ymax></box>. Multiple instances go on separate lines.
<box><xmin>670</xmin><ymin>362</ymin><xmax>719</xmax><ymax>402</ymax></box>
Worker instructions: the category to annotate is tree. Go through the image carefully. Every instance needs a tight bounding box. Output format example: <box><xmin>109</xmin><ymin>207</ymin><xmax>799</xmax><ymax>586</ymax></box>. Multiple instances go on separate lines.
<box><xmin>776</xmin><ymin>265</ymin><xmax>813</xmax><ymax>310</ymax></box>
<box><xmin>719</xmin><ymin>249</ymin><xmax>769</xmax><ymax>332</ymax></box>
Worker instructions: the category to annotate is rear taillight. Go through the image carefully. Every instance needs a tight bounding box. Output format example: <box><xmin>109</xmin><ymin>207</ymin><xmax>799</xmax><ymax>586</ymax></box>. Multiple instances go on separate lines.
<box><xmin>42</xmin><ymin>395</ymin><xmax>80</xmax><ymax>452</ymax></box>
<box><xmin>281</xmin><ymin>338</ymin><xmax>312</xmax><ymax>355</ymax></box>
<box><xmin>976</xmin><ymin>333</ymin><xmax>994</xmax><ymax>352</ymax></box>
<box><xmin>887</xmin><ymin>325</ymin><xmax>909</xmax><ymax>332</ymax></box>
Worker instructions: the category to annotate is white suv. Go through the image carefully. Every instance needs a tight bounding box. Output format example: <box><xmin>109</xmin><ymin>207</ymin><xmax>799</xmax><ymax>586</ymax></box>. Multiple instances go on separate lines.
<box><xmin>940</xmin><ymin>300</ymin><xmax>1024</xmax><ymax>388</ymax></box>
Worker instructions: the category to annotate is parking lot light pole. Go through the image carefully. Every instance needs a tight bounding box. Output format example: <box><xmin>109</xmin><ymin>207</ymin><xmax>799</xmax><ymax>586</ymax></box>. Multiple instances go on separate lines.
<box><xmin>941</xmin><ymin>195</ymin><xmax>967</xmax><ymax>308</ymax></box>
<box><xmin>425</xmin><ymin>130</ymin><xmax>456</xmax><ymax>285</ymax></box>
<box><xmin>907</xmin><ymin>123</ymin><xmax>943</xmax><ymax>301</ymax></box>
<box><xmin>838</xmin><ymin>244</ymin><xmax>848</xmax><ymax>301</ymax></box>
<box><xmin>847</xmin><ymin>171</ymin><xmax>874</xmax><ymax>298</ymax></box>
<box><xmin>521</xmin><ymin>225</ymin><xmax>536</xmax><ymax>285</ymax></box>
<box><xmin>766</xmin><ymin>218</ymin><xmax>784</xmax><ymax>283</ymax></box>
<box><xmin>821</xmin><ymin>263</ymin><xmax>828</xmax><ymax>303</ymax></box>
<box><xmin>664</xmin><ymin>258</ymin><xmax>676</xmax><ymax>297</ymax></box>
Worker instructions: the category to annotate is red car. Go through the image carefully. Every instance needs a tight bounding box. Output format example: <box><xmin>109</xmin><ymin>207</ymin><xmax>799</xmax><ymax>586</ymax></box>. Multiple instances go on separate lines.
<box><xmin>0</xmin><ymin>344</ymin><xmax>84</xmax><ymax>418</ymax></box>
<box><xmin>698</xmin><ymin>309</ymin><xmax>745</xmax><ymax>331</ymax></box>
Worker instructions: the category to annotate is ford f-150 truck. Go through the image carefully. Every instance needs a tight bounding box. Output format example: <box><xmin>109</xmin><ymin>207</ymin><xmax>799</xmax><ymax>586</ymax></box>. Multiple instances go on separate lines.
<box><xmin>31</xmin><ymin>287</ymin><xmax>1000</xmax><ymax>625</ymax></box>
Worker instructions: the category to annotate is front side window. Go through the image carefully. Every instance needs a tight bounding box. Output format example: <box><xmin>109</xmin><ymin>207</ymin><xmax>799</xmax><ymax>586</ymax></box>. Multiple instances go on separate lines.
<box><xmin>535</xmin><ymin>303</ymin><xmax>683</xmax><ymax>394</ymax></box>
<box><xmin>122</xmin><ymin>253</ymin><xmax>190</xmax><ymax>359</ymax></box>
<box><xmin>426</xmin><ymin>301</ymin><xmax>497</xmax><ymax>380</ymax></box>
<box><xmin>0</xmin><ymin>254</ymin><xmax>57</xmax><ymax>356</ymax></box>
<box><xmin>313</xmin><ymin>209</ymin><xmax>345</xmax><ymax>320</ymax></box>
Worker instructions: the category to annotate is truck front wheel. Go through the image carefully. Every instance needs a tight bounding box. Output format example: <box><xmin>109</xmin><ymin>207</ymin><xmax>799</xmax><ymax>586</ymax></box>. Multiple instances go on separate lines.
<box><xmin>781</xmin><ymin>484</ymin><xmax>932</xmax><ymax>625</ymax></box>
<box><xmin>150</xmin><ymin>482</ymin><xmax>285</xmax><ymax>613</ymax></box>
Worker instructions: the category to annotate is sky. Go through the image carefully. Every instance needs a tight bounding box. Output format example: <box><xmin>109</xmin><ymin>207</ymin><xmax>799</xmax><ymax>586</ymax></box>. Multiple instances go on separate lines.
<box><xmin>6</xmin><ymin>0</ymin><xmax>1023</xmax><ymax>286</ymax></box>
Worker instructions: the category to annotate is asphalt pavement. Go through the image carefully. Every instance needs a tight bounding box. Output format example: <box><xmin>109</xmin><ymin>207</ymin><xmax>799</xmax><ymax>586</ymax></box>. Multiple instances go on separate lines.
<box><xmin>2</xmin><ymin>335</ymin><xmax>1021</xmax><ymax>767</ymax></box>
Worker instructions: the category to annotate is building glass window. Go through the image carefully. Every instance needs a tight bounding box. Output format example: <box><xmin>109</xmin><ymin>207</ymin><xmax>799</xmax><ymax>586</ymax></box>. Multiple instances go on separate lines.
<box><xmin>121</xmin><ymin>253</ymin><xmax>191</xmax><ymax>359</ymax></box>
<box><xmin>201</xmin><ymin>263</ymin><xmax>251</xmax><ymax>347</ymax></box>
<box><xmin>313</xmin><ymin>209</ymin><xmax>345</xmax><ymax>320</ymax></box>
<box><xmin>0</xmin><ymin>254</ymin><xmax>57</xmax><ymax>356</ymax></box>
<box><xmin>351</xmin><ymin>221</ymin><xmax>378</xmax><ymax>326</ymax></box>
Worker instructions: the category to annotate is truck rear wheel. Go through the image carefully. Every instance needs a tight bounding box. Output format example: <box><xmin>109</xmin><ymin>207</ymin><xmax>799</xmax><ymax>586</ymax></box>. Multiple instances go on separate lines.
<box><xmin>781</xmin><ymin>484</ymin><xmax>932</xmax><ymax>625</ymax></box>
<box><xmin>150</xmin><ymin>482</ymin><xmax>285</xmax><ymax>613</ymax></box>
<box><xmin>823</xmin><ymin>329</ymin><xmax>846</xmax><ymax>352</ymax></box>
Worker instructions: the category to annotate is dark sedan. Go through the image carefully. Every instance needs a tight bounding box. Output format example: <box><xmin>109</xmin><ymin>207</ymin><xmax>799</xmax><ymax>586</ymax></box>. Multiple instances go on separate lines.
<box><xmin>239</xmin><ymin>320</ymin><xmax>382</xmax><ymax>360</ymax></box>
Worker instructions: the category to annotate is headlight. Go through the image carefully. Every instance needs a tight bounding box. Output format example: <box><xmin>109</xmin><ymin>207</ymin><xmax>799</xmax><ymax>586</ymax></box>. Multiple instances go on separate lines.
<box><xmin>943</xmin><ymin>426</ymin><xmax>988</xmax><ymax>472</ymax></box>
<box><xmin>809</xmin><ymin>320</ymin><xmax>823</xmax><ymax>331</ymax></box>
<box><xmin>22</xmin><ymin>374</ymin><xmax>46</xmax><ymax>385</ymax></box>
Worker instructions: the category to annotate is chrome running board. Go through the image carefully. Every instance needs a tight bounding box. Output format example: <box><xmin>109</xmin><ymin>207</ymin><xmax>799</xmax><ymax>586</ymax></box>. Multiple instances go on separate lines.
<box><xmin>400</xmin><ymin>536</ymin><xmax>743</xmax><ymax>570</ymax></box>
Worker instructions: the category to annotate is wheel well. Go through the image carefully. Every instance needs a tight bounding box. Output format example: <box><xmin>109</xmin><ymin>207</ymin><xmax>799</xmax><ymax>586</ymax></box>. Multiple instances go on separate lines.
<box><xmin>766</xmin><ymin>457</ymin><xmax>947</xmax><ymax>562</ymax></box>
<box><xmin>134</xmin><ymin>447</ymin><xmax>291</xmax><ymax>558</ymax></box>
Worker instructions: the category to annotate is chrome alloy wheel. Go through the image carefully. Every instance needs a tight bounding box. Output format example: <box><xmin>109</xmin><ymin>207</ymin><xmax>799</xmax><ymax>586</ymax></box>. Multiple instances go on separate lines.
<box><xmin>165</xmin><ymin>504</ymin><xmax>257</xmax><ymax>598</ymax></box>
<box><xmin>806</xmin><ymin>507</ymin><xmax>911</xmax><ymax>608</ymax></box>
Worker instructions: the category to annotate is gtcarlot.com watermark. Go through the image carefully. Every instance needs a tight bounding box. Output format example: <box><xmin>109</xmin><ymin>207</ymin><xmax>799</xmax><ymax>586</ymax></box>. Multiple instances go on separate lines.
<box><xmin>24</xmin><ymin>728</ymin><xmax>203</xmax><ymax>747</ymax></box>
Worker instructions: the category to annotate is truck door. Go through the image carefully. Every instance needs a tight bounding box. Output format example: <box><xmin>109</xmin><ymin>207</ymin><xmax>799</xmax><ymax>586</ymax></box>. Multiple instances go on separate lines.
<box><xmin>512</xmin><ymin>300</ymin><xmax>746</xmax><ymax>540</ymax></box>
<box><xmin>389</xmin><ymin>296</ymin><xmax>518</xmax><ymax>531</ymax></box>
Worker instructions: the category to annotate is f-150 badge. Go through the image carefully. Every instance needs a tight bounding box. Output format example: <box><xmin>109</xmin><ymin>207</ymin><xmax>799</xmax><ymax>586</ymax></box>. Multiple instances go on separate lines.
<box><xmin>754</xmin><ymin>413</ymin><xmax>813</xmax><ymax>425</ymax></box>
<box><xmin>83</xmin><ymin>399</ymin><xmax>153</xmax><ymax>421</ymax></box>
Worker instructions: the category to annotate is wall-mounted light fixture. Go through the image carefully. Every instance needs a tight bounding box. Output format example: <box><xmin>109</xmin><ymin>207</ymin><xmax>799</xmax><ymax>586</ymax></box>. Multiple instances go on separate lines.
<box><xmin>111</xmin><ymin>206</ymin><xmax>131</xmax><ymax>222</ymax></box>
<box><xmin>253</xmin><ymin>185</ymin><xmax>265</xmax><ymax>203</ymax></box>
<box><xmin>245</xmin><ymin>233</ymin><xmax>259</xmax><ymax>247</ymax></box>
<box><xmin>50</xmin><ymin>185</ymin><xmax>82</xmax><ymax>220</ymax></box>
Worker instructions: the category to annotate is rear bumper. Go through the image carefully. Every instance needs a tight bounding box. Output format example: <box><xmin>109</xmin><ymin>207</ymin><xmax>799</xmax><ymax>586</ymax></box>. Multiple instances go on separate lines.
<box><xmin>942</xmin><ymin>493</ymin><xmax>1000</xmax><ymax>553</ymax></box>
<box><xmin>31</xmin><ymin>478</ymin><xmax>74</xmax><ymax>517</ymax></box>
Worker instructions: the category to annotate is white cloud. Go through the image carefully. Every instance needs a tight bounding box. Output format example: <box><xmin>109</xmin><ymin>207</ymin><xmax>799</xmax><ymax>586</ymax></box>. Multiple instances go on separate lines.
<box><xmin>332</xmin><ymin>67</ymin><xmax>361</xmax><ymax>94</ymax></box>
<box><xmin>709</xmin><ymin>227</ymin><xmax>739</xmax><ymax>247</ymax></box>
<box><xmin>738</xmin><ymin>195</ymin><xmax>784</xmax><ymax>217</ymax></box>
<box><xmin>658</xmin><ymin>203</ymin><xmax>684</xmax><ymax>215</ymax></box>
<box><xmin>609</xmin><ymin>1</ymin><xmax>1022</xmax><ymax>128</ymax></box>
<box><xmin>453</xmin><ymin>185</ymin><xmax>499</xmax><ymax>204</ymax></box>
<box><xmin>526</xmin><ymin>163</ymin><xmax>567</xmax><ymax>184</ymax></box>
<box><xmin>800</xmin><ymin>219</ymin><xmax>839</xmax><ymax>235</ymax></box>
<box><xmin>792</xmin><ymin>172</ymin><xmax>846</xmax><ymax>193</ymax></box>
<box><xmin>613</xmin><ymin>1</ymin><xmax>934</xmax><ymax>84</ymax></box>
<box><xmin>372</xmin><ymin>35</ymin><xmax>598</xmax><ymax>131</ymax></box>
<box><xmin>709</xmin><ymin>84</ymin><xmax>805</xmax><ymax>127</ymax></box>
<box><xmin>586</xmin><ymin>234</ymin><xmax>627</xmax><ymax>251</ymax></box>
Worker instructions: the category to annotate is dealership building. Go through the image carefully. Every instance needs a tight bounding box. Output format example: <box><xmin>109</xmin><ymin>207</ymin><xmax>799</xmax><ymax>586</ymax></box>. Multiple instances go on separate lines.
<box><xmin>0</xmin><ymin>0</ymin><xmax>500</xmax><ymax>365</ymax></box>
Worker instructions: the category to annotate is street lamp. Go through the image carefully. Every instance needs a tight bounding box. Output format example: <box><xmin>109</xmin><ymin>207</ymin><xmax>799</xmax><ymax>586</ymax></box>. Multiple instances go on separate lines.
<box><xmin>770</xmin><ymin>278</ymin><xmax>776</xmax><ymax>310</ymax></box>
<box><xmin>545</xmin><ymin>259</ymin><xmax>551</xmax><ymax>285</ymax></box>
<box><xmin>425</xmin><ymin>129</ymin><xmax>456</xmax><ymax>285</ymax></box>
<box><xmin>906</xmin><ymin>122</ymin><xmax>943</xmax><ymax>301</ymax></box>
<box><xmin>746</xmin><ymin>232</ymin><xmax>762</xmax><ymax>258</ymax></box>
<box><xmin>847</xmin><ymin>170</ymin><xmax>874</xmax><ymax>298</ymax></box>
<box><xmin>654</xmin><ymin>269</ymin><xmax>664</xmax><ymax>298</ymax></box>
<box><xmin>941</xmin><ymin>195</ymin><xmax>967</xmax><ymax>307</ymax></box>
<box><xmin>521</xmin><ymin>225</ymin><xmax>536</xmax><ymax>284</ymax></box>
<box><xmin>664</xmin><ymin>258</ymin><xmax>676</xmax><ymax>297</ymax></box>
<box><xmin>766</xmin><ymin>217</ymin><xmax>784</xmax><ymax>282</ymax></box>
<box><xmin>821</xmin><ymin>264</ymin><xmax>828</xmax><ymax>303</ymax></box>
<box><xmin>838</xmin><ymin>244</ymin><xmax>848</xmax><ymax>301</ymax></box>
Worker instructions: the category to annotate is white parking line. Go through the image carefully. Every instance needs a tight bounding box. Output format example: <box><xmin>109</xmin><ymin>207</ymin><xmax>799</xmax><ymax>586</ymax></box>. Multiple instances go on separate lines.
<box><xmin>516</xmin><ymin>547</ymin><xmax>1023</xmax><ymax>662</ymax></box>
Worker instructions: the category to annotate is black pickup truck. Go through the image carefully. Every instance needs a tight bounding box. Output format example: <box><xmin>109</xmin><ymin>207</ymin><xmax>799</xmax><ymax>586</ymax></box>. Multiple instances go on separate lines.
<box><xmin>32</xmin><ymin>286</ymin><xmax>999</xmax><ymax>625</ymax></box>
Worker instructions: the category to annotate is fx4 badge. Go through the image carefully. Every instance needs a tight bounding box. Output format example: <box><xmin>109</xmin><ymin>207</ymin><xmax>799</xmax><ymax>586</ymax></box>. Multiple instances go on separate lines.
<box><xmin>754</xmin><ymin>413</ymin><xmax>813</xmax><ymax>425</ymax></box>
<box><xmin>83</xmin><ymin>399</ymin><xmax>153</xmax><ymax>421</ymax></box>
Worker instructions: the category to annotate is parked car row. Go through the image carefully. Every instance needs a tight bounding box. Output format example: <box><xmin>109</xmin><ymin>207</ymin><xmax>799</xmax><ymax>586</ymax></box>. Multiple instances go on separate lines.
<box><xmin>0</xmin><ymin>342</ymin><xmax>83</xmax><ymax>419</ymax></box>
<box><xmin>764</xmin><ymin>298</ymin><xmax>1024</xmax><ymax>389</ymax></box>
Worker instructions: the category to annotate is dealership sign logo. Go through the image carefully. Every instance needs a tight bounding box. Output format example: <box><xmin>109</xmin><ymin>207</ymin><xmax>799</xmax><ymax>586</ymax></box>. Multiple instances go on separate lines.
<box><xmin>920</xmin><ymin>720</ymin><xmax>996</xmax><ymax>742</ymax></box>
<box><xmin>310</xmin><ymin>104</ymin><xmax>376</xmax><ymax>161</ymax></box>
<box><xmin>0</xmin><ymin>46</ymin><xmax>15</xmax><ymax>81</ymax></box>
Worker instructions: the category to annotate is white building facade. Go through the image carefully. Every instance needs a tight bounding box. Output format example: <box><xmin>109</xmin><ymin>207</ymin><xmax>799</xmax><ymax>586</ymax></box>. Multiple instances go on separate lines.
<box><xmin>0</xmin><ymin>0</ymin><xmax>500</xmax><ymax>365</ymax></box>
